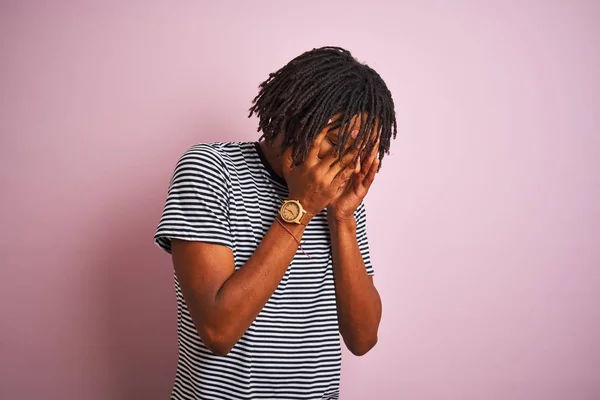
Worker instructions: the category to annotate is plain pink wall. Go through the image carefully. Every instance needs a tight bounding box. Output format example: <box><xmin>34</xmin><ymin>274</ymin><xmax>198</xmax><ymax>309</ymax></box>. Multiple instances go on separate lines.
<box><xmin>1</xmin><ymin>1</ymin><xmax>599</xmax><ymax>399</ymax></box>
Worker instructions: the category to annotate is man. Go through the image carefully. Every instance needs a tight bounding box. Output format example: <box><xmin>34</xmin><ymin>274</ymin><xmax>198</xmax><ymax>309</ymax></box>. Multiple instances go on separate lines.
<box><xmin>155</xmin><ymin>46</ymin><xmax>397</xmax><ymax>400</ymax></box>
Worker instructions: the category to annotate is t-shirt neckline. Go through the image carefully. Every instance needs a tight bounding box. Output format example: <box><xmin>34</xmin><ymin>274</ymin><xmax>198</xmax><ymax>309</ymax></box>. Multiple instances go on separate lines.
<box><xmin>254</xmin><ymin>142</ymin><xmax>288</xmax><ymax>187</ymax></box>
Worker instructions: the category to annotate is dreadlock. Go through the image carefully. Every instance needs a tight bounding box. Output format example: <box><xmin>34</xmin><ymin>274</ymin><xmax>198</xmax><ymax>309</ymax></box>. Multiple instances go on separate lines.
<box><xmin>248</xmin><ymin>46</ymin><xmax>397</xmax><ymax>167</ymax></box>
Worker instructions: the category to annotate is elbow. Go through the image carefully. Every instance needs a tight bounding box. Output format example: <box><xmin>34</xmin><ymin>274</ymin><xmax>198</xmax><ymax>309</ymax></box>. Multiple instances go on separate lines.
<box><xmin>347</xmin><ymin>335</ymin><xmax>378</xmax><ymax>356</ymax></box>
<box><xmin>204</xmin><ymin>339</ymin><xmax>234</xmax><ymax>357</ymax></box>
<box><xmin>198</xmin><ymin>325</ymin><xmax>237</xmax><ymax>356</ymax></box>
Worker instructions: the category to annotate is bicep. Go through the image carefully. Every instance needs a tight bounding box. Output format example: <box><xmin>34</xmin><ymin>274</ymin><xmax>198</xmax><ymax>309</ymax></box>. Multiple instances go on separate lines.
<box><xmin>171</xmin><ymin>239</ymin><xmax>235</xmax><ymax>322</ymax></box>
<box><xmin>355</xmin><ymin>203</ymin><xmax>375</xmax><ymax>276</ymax></box>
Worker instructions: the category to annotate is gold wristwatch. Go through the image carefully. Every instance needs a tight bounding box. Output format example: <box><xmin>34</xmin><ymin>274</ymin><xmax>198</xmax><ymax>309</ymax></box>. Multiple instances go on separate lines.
<box><xmin>278</xmin><ymin>200</ymin><xmax>312</xmax><ymax>225</ymax></box>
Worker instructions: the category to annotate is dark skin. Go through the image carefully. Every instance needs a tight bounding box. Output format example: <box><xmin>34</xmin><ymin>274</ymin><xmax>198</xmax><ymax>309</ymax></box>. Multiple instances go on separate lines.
<box><xmin>171</xmin><ymin>115</ymin><xmax>382</xmax><ymax>356</ymax></box>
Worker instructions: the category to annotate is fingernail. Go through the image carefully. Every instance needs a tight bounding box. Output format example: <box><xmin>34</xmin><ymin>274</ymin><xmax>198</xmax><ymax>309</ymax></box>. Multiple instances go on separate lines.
<box><xmin>351</xmin><ymin>130</ymin><xmax>359</xmax><ymax>139</ymax></box>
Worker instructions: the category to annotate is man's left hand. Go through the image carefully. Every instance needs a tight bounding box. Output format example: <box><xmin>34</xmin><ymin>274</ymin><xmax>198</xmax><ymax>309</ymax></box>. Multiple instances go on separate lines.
<box><xmin>327</xmin><ymin>140</ymin><xmax>380</xmax><ymax>222</ymax></box>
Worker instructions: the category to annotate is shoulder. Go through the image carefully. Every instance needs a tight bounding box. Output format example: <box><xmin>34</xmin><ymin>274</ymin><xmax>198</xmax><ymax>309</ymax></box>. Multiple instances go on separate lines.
<box><xmin>179</xmin><ymin>142</ymin><xmax>227</xmax><ymax>166</ymax></box>
<box><xmin>175</xmin><ymin>142</ymin><xmax>247</xmax><ymax>177</ymax></box>
<box><xmin>170</xmin><ymin>143</ymin><xmax>245</xmax><ymax>189</ymax></box>
<box><xmin>178</xmin><ymin>142</ymin><xmax>250</xmax><ymax>169</ymax></box>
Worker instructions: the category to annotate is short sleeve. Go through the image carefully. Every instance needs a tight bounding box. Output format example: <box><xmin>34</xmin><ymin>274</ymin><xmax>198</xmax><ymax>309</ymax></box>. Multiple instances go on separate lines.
<box><xmin>354</xmin><ymin>202</ymin><xmax>374</xmax><ymax>276</ymax></box>
<box><xmin>154</xmin><ymin>144</ymin><xmax>232</xmax><ymax>253</ymax></box>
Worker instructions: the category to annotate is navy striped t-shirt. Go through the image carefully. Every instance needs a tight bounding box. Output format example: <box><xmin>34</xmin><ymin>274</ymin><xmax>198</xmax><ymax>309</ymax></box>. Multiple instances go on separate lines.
<box><xmin>155</xmin><ymin>141</ymin><xmax>374</xmax><ymax>400</ymax></box>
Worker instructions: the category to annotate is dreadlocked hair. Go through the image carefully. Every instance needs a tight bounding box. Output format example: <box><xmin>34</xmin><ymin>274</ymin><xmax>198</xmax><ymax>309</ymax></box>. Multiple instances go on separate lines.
<box><xmin>248</xmin><ymin>46</ymin><xmax>397</xmax><ymax>167</ymax></box>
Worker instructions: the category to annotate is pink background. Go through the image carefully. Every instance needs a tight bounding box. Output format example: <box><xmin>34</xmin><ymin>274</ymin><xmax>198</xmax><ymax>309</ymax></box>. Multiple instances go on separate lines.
<box><xmin>1</xmin><ymin>1</ymin><xmax>599</xmax><ymax>399</ymax></box>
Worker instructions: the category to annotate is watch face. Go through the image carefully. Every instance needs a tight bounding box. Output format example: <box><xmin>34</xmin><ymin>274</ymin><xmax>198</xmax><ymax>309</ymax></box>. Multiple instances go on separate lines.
<box><xmin>281</xmin><ymin>201</ymin><xmax>300</xmax><ymax>221</ymax></box>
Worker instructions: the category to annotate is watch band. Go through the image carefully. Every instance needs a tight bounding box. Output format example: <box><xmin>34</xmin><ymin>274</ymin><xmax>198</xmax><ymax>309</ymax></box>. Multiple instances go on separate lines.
<box><xmin>299</xmin><ymin>211</ymin><xmax>312</xmax><ymax>226</ymax></box>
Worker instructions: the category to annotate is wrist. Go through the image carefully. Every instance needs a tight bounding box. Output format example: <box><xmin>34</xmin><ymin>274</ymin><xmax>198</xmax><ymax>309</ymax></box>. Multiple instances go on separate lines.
<box><xmin>327</xmin><ymin>211</ymin><xmax>356</xmax><ymax>226</ymax></box>
<box><xmin>279</xmin><ymin>199</ymin><xmax>315</xmax><ymax>226</ymax></box>
<box><xmin>275</xmin><ymin>216</ymin><xmax>311</xmax><ymax>258</ymax></box>
<box><xmin>276</xmin><ymin>215</ymin><xmax>307</xmax><ymax>233</ymax></box>
<box><xmin>294</xmin><ymin>197</ymin><xmax>319</xmax><ymax>218</ymax></box>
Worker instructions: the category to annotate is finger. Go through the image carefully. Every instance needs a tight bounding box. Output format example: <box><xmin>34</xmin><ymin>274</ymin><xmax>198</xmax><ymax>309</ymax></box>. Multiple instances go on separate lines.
<box><xmin>331</xmin><ymin>164</ymin><xmax>356</xmax><ymax>189</ymax></box>
<box><xmin>365</xmin><ymin>140</ymin><xmax>380</xmax><ymax>168</ymax></box>
<box><xmin>361</xmin><ymin>157</ymin><xmax>380</xmax><ymax>189</ymax></box>
<box><xmin>318</xmin><ymin>133</ymin><xmax>337</xmax><ymax>159</ymax></box>
<box><xmin>323</xmin><ymin>145</ymin><xmax>360</xmax><ymax>179</ymax></box>
<box><xmin>321</xmin><ymin>127</ymin><xmax>361</xmax><ymax>165</ymax></box>
<box><xmin>307</xmin><ymin>125</ymin><xmax>332</xmax><ymax>164</ymax></box>
<box><xmin>367</xmin><ymin>134</ymin><xmax>381</xmax><ymax>157</ymax></box>
<box><xmin>354</xmin><ymin>155</ymin><xmax>361</xmax><ymax>174</ymax></box>
<box><xmin>359</xmin><ymin>137</ymin><xmax>380</xmax><ymax>174</ymax></box>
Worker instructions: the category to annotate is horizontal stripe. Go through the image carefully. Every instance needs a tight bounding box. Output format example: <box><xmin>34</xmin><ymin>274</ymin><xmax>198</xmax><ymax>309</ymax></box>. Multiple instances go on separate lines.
<box><xmin>155</xmin><ymin>141</ymin><xmax>373</xmax><ymax>399</ymax></box>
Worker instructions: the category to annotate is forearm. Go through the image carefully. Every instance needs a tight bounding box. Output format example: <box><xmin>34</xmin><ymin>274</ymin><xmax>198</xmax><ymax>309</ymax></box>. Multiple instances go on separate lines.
<box><xmin>329</xmin><ymin>216</ymin><xmax>382</xmax><ymax>355</ymax></box>
<box><xmin>207</xmin><ymin>219</ymin><xmax>304</xmax><ymax>351</ymax></box>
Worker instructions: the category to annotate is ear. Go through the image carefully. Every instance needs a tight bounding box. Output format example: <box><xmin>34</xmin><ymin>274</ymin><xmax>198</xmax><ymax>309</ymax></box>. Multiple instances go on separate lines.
<box><xmin>281</xmin><ymin>146</ymin><xmax>295</xmax><ymax>173</ymax></box>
